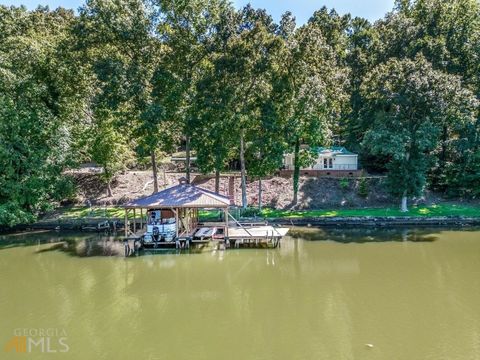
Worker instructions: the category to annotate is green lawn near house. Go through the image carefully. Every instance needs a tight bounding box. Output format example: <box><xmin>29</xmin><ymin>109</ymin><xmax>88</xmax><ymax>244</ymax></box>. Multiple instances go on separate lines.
<box><xmin>259</xmin><ymin>204</ymin><xmax>480</xmax><ymax>218</ymax></box>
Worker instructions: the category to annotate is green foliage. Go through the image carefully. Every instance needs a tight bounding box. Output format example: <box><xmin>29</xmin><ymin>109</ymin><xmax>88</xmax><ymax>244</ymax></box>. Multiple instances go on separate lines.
<box><xmin>259</xmin><ymin>204</ymin><xmax>480</xmax><ymax>218</ymax></box>
<box><xmin>277</xmin><ymin>13</ymin><xmax>350</xmax><ymax>202</ymax></box>
<box><xmin>339</xmin><ymin>178</ymin><xmax>350</xmax><ymax>191</ymax></box>
<box><xmin>0</xmin><ymin>203</ymin><xmax>35</xmax><ymax>228</ymax></box>
<box><xmin>0</xmin><ymin>6</ymin><xmax>87</xmax><ymax>226</ymax></box>
<box><xmin>90</xmin><ymin>113</ymin><xmax>134</xmax><ymax>193</ymax></box>
<box><xmin>357</xmin><ymin>178</ymin><xmax>369</xmax><ymax>198</ymax></box>
<box><xmin>240</xmin><ymin>207</ymin><xmax>262</xmax><ymax>218</ymax></box>
<box><xmin>360</xmin><ymin>56</ymin><xmax>477</xmax><ymax>209</ymax></box>
<box><xmin>1</xmin><ymin>1</ymin><xmax>480</xmax><ymax>226</ymax></box>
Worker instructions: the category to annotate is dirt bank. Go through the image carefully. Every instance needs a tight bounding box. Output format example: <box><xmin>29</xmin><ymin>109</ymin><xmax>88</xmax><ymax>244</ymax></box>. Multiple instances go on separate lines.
<box><xmin>68</xmin><ymin>170</ymin><xmax>443</xmax><ymax>210</ymax></box>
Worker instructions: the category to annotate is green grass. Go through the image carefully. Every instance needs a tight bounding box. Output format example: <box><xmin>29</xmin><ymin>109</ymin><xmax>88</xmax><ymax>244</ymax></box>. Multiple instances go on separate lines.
<box><xmin>43</xmin><ymin>203</ymin><xmax>480</xmax><ymax>222</ymax></box>
<box><xmin>260</xmin><ymin>204</ymin><xmax>480</xmax><ymax>219</ymax></box>
<box><xmin>45</xmin><ymin>206</ymin><xmax>128</xmax><ymax>220</ymax></box>
<box><xmin>198</xmin><ymin>210</ymin><xmax>223</xmax><ymax>221</ymax></box>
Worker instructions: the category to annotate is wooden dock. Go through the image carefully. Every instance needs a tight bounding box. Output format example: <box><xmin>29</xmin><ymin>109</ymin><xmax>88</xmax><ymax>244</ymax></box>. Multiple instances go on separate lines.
<box><xmin>124</xmin><ymin>224</ymin><xmax>289</xmax><ymax>255</ymax></box>
<box><xmin>226</xmin><ymin>225</ymin><xmax>289</xmax><ymax>248</ymax></box>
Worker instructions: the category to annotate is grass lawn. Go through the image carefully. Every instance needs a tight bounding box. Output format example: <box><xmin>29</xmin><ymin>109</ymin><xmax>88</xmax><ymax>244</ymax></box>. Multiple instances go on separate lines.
<box><xmin>44</xmin><ymin>206</ymin><xmax>128</xmax><ymax>220</ymax></box>
<box><xmin>260</xmin><ymin>204</ymin><xmax>480</xmax><ymax>218</ymax></box>
<box><xmin>43</xmin><ymin>203</ymin><xmax>480</xmax><ymax>222</ymax></box>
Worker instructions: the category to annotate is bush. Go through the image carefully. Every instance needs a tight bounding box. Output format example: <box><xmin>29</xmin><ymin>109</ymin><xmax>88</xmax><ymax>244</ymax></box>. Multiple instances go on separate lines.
<box><xmin>53</xmin><ymin>176</ymin><xmax>77</xmax><ymax>203</ymax></box>
<box><xmin>241</xmin><ymin>207</ymin><xmax>262</xmax><ymax>218</ymax></box>
<box><xmin>339</xmin><ymin>178</ymin><xmax>350</xmax><ymax>191</ymax></box>
<box><xmin>358</xmin><ymin>178</ymin><xmax>369</xmax><ymax>198</ymax></box>
<box><xmin>0</xmin><ymin>202</ymin><xmax>35</xmax><ymax>228</ymax></box>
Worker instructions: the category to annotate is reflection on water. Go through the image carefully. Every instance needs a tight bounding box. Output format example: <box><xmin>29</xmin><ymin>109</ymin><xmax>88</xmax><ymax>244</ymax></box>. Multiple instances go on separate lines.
<box><xmin>0</xmin><ymin>227</ymin><xmax>480</xmax><ymax>360</ymax></box>
<box><xmin>289</xmin><ymin>226</ymin><xmax>443</xmax><ymax>243</ymax></box>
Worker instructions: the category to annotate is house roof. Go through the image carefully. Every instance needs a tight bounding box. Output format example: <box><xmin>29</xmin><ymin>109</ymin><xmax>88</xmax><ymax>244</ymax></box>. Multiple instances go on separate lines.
<box><xmin>124</xmin><ymin>183</ymin><xmax>231</xmax><ymax>209</ymax></box>
<box><xmin>314</xmin><ymin>146</ymin><xmax>357</xmax><ymax>156</ymax></box>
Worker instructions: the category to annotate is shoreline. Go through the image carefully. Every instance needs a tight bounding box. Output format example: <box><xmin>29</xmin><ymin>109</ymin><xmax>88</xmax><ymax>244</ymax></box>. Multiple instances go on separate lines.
<box><xmin>268</xmin><ymin>216</ymin><xmax>480</xmax><ymax>227</ymax></box>
<box><xmin>3</xmin><ymin>215</ymin><xmax>480</xmax><ymax>234</ymax></box>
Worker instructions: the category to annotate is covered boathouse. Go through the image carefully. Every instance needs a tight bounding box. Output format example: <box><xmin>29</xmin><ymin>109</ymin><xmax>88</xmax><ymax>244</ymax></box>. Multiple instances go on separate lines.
<box><xmin>123</xmin><ymin>179</ymin><xmax>289</xmax><ymax>250</ymax></box>
<box><xmin>123</xmin><ymin>179</ymin><xmax>231</xmax><ymax>247</ymax></box>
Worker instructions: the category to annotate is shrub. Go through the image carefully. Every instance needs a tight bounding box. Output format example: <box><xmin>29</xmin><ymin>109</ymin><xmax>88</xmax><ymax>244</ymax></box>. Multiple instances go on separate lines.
<box><xmin>339</xmin><ymin>178</ymin><xmax>350</xmax><ymax>191</ymax></box>
<box><xmin>358</xmin><ymin>178</ymin><xmax>369</xmax><ymax>198</ymax></box>
<box><xmin>241</xmin><ymin>207</ymin><xmax>262</xmax><ymax>218</ymax></box>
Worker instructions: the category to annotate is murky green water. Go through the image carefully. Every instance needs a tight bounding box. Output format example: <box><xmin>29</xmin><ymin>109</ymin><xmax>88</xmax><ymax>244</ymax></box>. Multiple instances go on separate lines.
<box><xmin>1</xmin><ymin>227</ymin><xmax>480</xmax><ymax>360</ymax></box>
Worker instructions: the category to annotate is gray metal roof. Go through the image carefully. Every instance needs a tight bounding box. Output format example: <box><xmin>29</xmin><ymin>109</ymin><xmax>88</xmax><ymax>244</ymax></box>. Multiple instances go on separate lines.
<box><xmin>124</xmin><ymin>184</ymin><xmax>230</xmax><ymax>209</ymax></box>
<box><xmin>314</xmin><ymin>146</ymin><xmax>357</xmax><ymax>156</ymax></box>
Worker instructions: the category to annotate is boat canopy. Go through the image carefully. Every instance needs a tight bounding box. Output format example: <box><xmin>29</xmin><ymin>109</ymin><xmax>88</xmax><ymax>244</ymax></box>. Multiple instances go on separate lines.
<box><xmin>124</xmin><ymin>183</ymin><xmax>231</xmax><ymax>209</ymax></box>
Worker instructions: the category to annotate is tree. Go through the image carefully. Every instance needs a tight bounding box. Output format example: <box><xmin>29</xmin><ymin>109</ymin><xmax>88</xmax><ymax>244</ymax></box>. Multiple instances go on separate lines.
<box><xmin>75</xmin><ymin>0</ymin><xmax>166</xmax><ymax>192</ymax></box>
<box><xmin>90</xmin><ymin>112</ymin><xmax>134</xmax><ymax>197</ymax></box>
<box><xmin>245</xmin><ymin>101</ymin><xmax>287</xmax><ymax>209</ymax></box>
<box><xmin>194</xmin><ymin>5</ymin><xmax>283</xmax><ymax>208</ymax></box>
<box><xmin>153</xmin><ymin>0</ymin><xmax>230</xmax><ymax>184</ymax></box>
<box><xmin>278</xmin><ymin>17</ymin><xmax>349</xmax><ymax>204</ymax></box>
<box><xmin>361</xmin><ymin>56</ymin><xmax>477</xmax><ymax>211</ymax></box>
<box><xmin>370</xmin><ymin>0</ymin><xmax>480</xmax><ymax>187</ymax></box>
<box><xmin>0</xmin><ymin>6</ymin><xmax>86</xmax><ymax>226</ymax></box>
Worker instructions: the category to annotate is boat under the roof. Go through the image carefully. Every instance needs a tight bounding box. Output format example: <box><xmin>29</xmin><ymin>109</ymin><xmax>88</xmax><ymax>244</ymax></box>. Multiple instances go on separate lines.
<box><xmin>122</xmin><ymin>179</ymin><xmax>289</xmax><ymax>253</ymax></box>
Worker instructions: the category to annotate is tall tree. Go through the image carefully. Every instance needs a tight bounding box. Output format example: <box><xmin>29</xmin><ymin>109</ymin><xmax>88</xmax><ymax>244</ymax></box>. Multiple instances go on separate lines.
<box><xmin>153</xmin><ymin>0</ymin><xmax>230</xmax><ymax>184</ymax></box>
<box><xmin>194</xmin><ymin>5</ymin><xmax>283</xmax><ymax>208</ymax></box>
<box><xmin>371</xmin><ymin>0</ymin><xmax>480</xmax><ymax>187</ymax></box>
<box><xmin>90</xmin><ymin>111</ymin><xmax>134</xmax><ymax>197</ymax></box>
<box><xmin>75</xmin><ymin>0</ymin><xmax>168</xmax><ymax>192</ymax></box>
<box><xmin>278</xmin><ymin>17</ymin><xmax>349</xmax><ymax>204</ymax></box>
<box><xmin>0</xmin><ymin>6</ymin><xmax>87</xmax><ymax>226</ymax></box>
<box><xmin>361</xmin><ymin>56</ymin><xmax>477</xmax><ymax>211</ymax></box>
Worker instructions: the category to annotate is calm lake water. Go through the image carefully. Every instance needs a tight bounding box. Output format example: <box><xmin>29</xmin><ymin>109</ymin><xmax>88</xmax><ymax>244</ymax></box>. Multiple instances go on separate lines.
<box><xmin>1</xmin><ymin>227</ymin><xmax>480</xmax><ymax>360</ymax></box>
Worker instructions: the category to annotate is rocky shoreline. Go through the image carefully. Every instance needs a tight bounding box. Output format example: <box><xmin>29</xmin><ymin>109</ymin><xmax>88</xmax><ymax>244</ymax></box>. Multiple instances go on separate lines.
<box><xmin>268</xmin><ymin>216</ymin><xmax>480</xmax><ymax>227</ymax></box>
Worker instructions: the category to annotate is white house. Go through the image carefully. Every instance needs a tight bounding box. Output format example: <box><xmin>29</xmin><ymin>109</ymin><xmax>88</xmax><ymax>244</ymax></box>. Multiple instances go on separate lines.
<box><xmin>283</xmin><ymin>147</ymin><xmax>358</xmax><ymax>171</ymax></box>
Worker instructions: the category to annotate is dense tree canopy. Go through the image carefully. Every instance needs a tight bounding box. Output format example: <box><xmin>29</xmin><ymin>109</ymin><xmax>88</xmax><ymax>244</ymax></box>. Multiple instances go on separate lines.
<box><xmin>361</xmin><ymin>56</ymin><xmax>477</xmax><ymax>211</ymax></box>
<box><xmin>0</xmin><ymin>0</ymin><xmax>479</xmax><ymax>226</ymax></box>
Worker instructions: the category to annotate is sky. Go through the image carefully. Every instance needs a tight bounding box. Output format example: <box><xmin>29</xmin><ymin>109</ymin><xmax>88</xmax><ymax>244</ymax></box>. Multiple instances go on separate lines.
<box><xmin>0</xmin><ymin>0</ymin><xmax>395</xmax><ymax>24</ymax></box>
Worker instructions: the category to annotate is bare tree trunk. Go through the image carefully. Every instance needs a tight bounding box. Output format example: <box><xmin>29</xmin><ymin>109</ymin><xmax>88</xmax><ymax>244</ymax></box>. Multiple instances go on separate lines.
<box><xmin>240</xmin><ymin>130</ymin><xmax>247</xmax><ymax>209</ymax></box>
<box><xmin>258</xmin><ymin>177</ymin><xmax>262</xmax><ymax>210</ymax></box>
<box><xmin>151</xmin><ymin>151</ymin><xmax>158</xmax><ymax>193</ymax></box>
<box><xmin>107</xmin><ymin>179</ymin><xmax>113</xmax><ymax>197</ymax></box>
<box><xmin>401</xmin><ymin>152</ymin><xmax>410</xmax><ymax>212</ymax></box>
<box><xmin>401</xmin><ymin>190</ymin><xmax>408</xmax><ymax>212</ymax></box>
<box><xmin>185</xmin><ymin>136</ymin><xmax>191</xmax><ymax>184</ymax></box>
<box><xmin>292</xmin><ymin>138</ymin><xmax>300</xmax><ymax>205</ymax></box>
<box><xmin>215</xmin><ymin>169</ymin><xmax>220</xmax><ymax>194</ymax></box>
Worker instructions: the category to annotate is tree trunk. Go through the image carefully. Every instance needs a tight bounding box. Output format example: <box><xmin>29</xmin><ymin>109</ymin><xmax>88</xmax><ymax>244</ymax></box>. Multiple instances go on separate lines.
<box><xmin>151</xmin><ymin>151</ymin><xmax>158</xmax><ymax>193</ymax></box>
<box><xmin>292</xmin><ymin>138</ymin><xmax>300</xmax><ymax>205</ymax></box>
<box><xmin>215</xmin><ymin>169</ymin><xmax>220</xmax><ymax>194</ymax></box>
<box><xmin>401</xmin><ymin>190</ymin><xmax>408</xmax><ymax>212</ymax></box>
<box><xmin>258</xmin><ymin>177</ymin><xmax>262</xmax><ymax>210</ymax></box>
<box><xmin>107</xmin><ymin>179</ymin><xmax>113</xmax><ymax>197</ymax></box>
<box><xmin>240</xmin><ymin>130</ymin><xmax>247</xmax><ymax>209</ymax></box>
<box><xmin>185</xmin><ymin>136</ymin><xmax>191</xmax><ymax>184</ymax></box>
<box><xmin>401</xmin><ymin>152</ymin><xmax>410</xmax><ymax>212</ymax></box>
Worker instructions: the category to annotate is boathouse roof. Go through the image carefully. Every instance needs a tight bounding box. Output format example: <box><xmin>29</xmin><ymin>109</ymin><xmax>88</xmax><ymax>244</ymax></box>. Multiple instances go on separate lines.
<box><xmin>124</xmin><ymin>183</ymin><xmax>231</xmax><ymax>209</ymax></box>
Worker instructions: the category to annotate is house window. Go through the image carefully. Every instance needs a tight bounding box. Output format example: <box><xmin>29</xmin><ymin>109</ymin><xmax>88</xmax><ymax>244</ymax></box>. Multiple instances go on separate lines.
<box><xmin>329</xmin><ymin>158</ymin><xmax>333</xmax><ymax>169</ymax></box>
<box><xmin>323</xmin><ymin>158</ymin><xmax>328</xmax><ymax>169</ymax></box>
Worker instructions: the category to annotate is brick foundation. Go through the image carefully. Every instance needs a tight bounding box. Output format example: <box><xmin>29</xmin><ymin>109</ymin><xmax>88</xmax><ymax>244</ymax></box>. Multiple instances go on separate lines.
<box><xmin>278</xmin><ymin>169</ymin><xmax>364</xmax><ymax>177</ymax></box>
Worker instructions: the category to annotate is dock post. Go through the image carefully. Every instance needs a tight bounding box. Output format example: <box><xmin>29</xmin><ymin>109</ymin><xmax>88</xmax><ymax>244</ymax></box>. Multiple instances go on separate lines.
<box><xmin>124</xmin><ymin>209</ymin><xmax>128</xmax><ymax>238</ymax></box>
<box><xmin>133</xmin><ymin>209</ymin><xmax>136</xmax><ymax>234</ymax></box>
